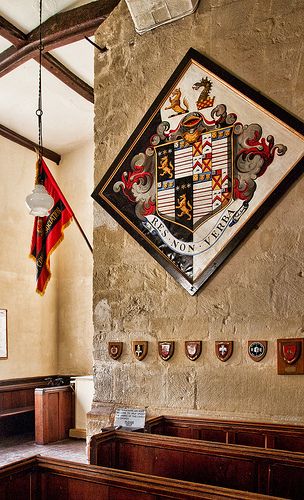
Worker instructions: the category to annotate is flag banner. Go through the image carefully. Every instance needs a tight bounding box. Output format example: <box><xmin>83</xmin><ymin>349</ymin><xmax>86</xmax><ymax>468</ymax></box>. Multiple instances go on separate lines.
<box><xmin>29</xmin><ymin>159</ymin><xmax>73</xmax><ymax>295</ymax></box>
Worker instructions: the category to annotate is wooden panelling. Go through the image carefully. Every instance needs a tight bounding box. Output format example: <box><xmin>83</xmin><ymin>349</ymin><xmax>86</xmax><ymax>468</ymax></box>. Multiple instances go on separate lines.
<box><xmin>35</xmin><ymin>386</ymin><xmax>74</xmax><ymax>444</ymax></box>
<box><xmin>145</xmin><ymin>415</ymin><xmax>304</xmax><ymax>452</ymax></box>
<box><xmin>0</xmin><ymin>377</ymin><xmax>49</xmax><ymax>438</ymax></box>
<box><xmin>0</xmin><ymin>456</ymin><xmax>284</xmax><ymax>500</ymax></box>
<box><xmin>269</xmin><ymin>464</ymin><xmax>304</xmax><ymax>498</ymax></box>
<box><xmin>0</xmin><ymin>457</ymin><xmax>36</xmax><ymax>499</ymax></box>
<box><xmin>90</xmin><ymin>430</ymin><xmax>304</xmax><ymax>499</ymax></box>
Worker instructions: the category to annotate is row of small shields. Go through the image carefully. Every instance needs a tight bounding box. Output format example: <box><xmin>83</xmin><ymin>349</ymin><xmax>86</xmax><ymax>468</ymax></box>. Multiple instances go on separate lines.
<box><xmin>109</xmin><ymin>340</ymin><xmax>269</xmax><ymax>362</ymax></box>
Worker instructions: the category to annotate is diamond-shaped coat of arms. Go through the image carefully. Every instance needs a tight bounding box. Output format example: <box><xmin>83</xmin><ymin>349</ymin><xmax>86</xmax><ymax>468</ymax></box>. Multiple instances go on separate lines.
<box><xmin>92</xmin><ymin>48</ymin><xmax>304</xmax><ymax>295</ymax></box>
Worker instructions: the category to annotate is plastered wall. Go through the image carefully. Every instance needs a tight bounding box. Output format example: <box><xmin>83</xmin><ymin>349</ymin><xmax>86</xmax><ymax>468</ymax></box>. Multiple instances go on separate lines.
<box><xmin>91</xmin><ymin>0</ymin><xmax>304</xmax><ymax>435</ymax></box>
<box><xmin>0</xmin><ymin>137</ymin><xmax>93</xmax><ymax>379</ymax></box>
<box><xmin>56</xmin><ymin>142</ymin><xmax>94</xmax><ymax>375</ymax></box>
<box><xmin>0</xmin><ymin>138</ymin><xmax>57</xmax><ymax>378</ymax></box>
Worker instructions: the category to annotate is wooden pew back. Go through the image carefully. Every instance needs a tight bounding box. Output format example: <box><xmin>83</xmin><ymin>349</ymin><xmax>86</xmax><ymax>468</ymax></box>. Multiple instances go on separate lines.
<box><xmin>0</xmin><ymin>455</ymin><xmax>284</xmax><ymax>500</ymax></box>
<box><xmin>90</xmin><ymin>430</ymin><xmax>304</xmax><ymax>499</ymax></box>
<box><xmin>145</xmin><ymin>415</ymin><xmax>304</xmax><ymax>452</ymax></box>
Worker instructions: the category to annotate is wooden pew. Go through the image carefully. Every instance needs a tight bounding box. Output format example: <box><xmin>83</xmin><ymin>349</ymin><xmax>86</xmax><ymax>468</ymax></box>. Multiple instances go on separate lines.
<box><xmin>89</xmin><ymin>430</ymin><xmax>304</xmax><ymax>499</ymax></box>
<box><xmin>0</xmin><ymin>455</ymin><xmax>284</xmax><ymax>500</ymax></box>
<box><xmin>144</xmin><ymin>415</ymin><xmax>304</xmax><ymax>452</ymax></box>
<box><xmin>0</xmin><ymin>377</ymin><xmax>49</xmax><ymax>437</ymax></box>
<box><xmin>0</xmin><ymin>376</ymin><xmax>71</xmax><ymax>438</ymax></box>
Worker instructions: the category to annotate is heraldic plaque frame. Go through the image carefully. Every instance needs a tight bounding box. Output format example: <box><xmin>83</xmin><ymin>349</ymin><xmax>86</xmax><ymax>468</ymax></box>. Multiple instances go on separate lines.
<box><xmin>92</xmin><ymin>48</ymin><xmax>304</xmax><ymax>295</ymax></box>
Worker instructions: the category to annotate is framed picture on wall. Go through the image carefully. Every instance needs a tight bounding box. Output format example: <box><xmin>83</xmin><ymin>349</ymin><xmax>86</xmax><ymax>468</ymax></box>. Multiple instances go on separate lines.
<box><xmin>0</xmin><ymin>309</ymin><xmax>8</xmax><ymax>359</ymax></box>
<box><xmin>92</xmin><ymin>48</ymin><xmax>304</xmax><ymax>295</ymax></box>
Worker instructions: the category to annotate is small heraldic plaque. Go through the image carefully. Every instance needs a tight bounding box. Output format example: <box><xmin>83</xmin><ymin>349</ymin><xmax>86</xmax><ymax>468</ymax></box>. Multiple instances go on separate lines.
<box><xmin>114</xmin><ymin>408</ymin><xmax>146</xmax><ymax>430</ymax></box>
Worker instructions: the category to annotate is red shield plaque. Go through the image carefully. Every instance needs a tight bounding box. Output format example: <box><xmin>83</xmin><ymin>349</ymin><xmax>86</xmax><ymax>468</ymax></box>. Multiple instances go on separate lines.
<box><xmin>215</xmin><ymin>341</ymin><xmax>233</xmax><ymax>362</ymax></box>
<box><xmin>158</xmin><ymin>341</ymin><xmax>174</xmax><ymax>361</ymax></box>
<box><xmin>132</xmin><ymin>341</ymin><xmax>148</xmax><ymax>361</ymax></box>
<box><xmin>282</xmin><ymin>341</ymin><xmax>301</xmax><ymax>365</ymax></box>
<box><xmin>185</xmin><ymin>341</ymin><xmax>202</xmax><ymax>361</ymax></box>
<box><xmin>108</xmin><ymin>341</ymin><xmax>123</xmax><ymax>360</ymax></box>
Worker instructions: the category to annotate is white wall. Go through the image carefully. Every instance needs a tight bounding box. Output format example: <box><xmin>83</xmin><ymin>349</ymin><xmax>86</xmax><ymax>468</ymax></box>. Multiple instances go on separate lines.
<box><xmin>0</xmin><ymin>137</ymin><xmax>93</xmax><ymax>379</ymax></box>
<box><xmin>0</xmin><ymin>137</ymin><xmax>57</xmax><ymax>378</ymax></box>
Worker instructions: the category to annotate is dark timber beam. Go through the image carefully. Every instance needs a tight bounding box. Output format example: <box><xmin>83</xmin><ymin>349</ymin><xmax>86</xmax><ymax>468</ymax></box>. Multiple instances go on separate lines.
<box><xmin>0</xmin><ymin>16</ymin><xmax>26</xmax><ymax>47</ymax></box>
<box><xmin>0</xmin><ymin>13</ymin><xmax>95</xmax><ymax>103</ymax></box>
<box><xmin>39</xmin><ymin>53</ymin><xmax>94</xmax><ymax>103</ymax></box>
<box><xmin>0</xmin><ymin>0</ymin><xmax>119</xmax><ymax>78</ymax></box>
<box><xmin>0</xmin><ymin>124</ymin><xmax>61</xmax><ymax>165</ymax></box>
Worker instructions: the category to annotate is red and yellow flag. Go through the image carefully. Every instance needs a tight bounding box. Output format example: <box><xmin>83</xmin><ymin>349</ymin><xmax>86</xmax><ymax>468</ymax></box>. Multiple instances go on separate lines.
<box><xmin>29</xmin><ymin>159</ymin><xmax>73</xmax><ymax>295</ymax></box>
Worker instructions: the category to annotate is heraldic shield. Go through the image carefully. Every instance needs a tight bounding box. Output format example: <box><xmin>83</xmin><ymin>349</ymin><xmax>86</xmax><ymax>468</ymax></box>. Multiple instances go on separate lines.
<box><xmin>155</xmin><ymin>125</ymin><xmax>234</xmax><ymax>232</ymax></box>
<box><xmin>215</xmin><ymin>341</ymin><xmax>233</xmax><ymax>362</ymax></box>
<box><xmin>185</xmin><ymin>341</ymin><xmax>202</xmax><ymax>361</ymax></box>
<box><xmin>158</xmin><ymin>341</ymin><xmax>175</xmax><ymax>361</ymax></box>
<box><xmin>108</xmin><ymin>341</ymin><xmax>123</xmax><ymax>360</ymax></box>
<box><xmin>281</xmin><ymin>340</ymin><xmax>301</xmax><ymax>364</ymax></box>
<box><xmin>132</xmin><ymin>341</ymin><xmax>148</xmax><ymax>361</ymax></box>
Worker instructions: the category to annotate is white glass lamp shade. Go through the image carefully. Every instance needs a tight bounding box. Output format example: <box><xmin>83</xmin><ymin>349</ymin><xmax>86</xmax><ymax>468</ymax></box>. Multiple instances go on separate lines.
<box><xmin>26</xmin><ymin>184</ymin><xmax>54</xmax><ymax>216</ymax></box>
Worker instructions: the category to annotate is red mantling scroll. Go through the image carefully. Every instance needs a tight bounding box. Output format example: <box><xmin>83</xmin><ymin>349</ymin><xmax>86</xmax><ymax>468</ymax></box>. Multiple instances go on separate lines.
<box><xmin>29</xmin><ymin>159</ymin><xmax>73</xmax><ymax>295</ymax></box>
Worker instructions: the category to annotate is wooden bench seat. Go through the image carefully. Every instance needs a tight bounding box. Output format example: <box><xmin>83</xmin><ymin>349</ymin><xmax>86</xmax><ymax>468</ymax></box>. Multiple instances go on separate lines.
<box><xmin>89</xmin><ymin>429</ymin><xmax>304</xmax><ymax>499</ymax></box>
<box><xmin>0</xmin><ymin>405</ymin><xmax>34</xmax><ymax>418</ymax></box>
<box><xmin>144</xmin><ymin>415</ymin><xmax>304</xmax><ymax>452</ymax></box>
<box><xmin>0</xmin><ymin>455</ymin><xmax>284</xmax><ymax>500</ymax></box>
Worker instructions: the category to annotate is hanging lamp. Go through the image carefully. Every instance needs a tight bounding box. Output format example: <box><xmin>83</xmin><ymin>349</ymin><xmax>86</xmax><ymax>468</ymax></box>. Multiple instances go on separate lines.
<box><xmin>26</xmin><ymin>0</ymin><xmax>54</xmax><ymax>217</ymax></box>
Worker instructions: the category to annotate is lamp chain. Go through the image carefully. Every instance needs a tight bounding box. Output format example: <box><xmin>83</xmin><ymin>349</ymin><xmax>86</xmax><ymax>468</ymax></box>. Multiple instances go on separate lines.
<box><xmin>36</xmin><ymin>0</ymin><xmax>44</xmax><ymax>181</ymax></box>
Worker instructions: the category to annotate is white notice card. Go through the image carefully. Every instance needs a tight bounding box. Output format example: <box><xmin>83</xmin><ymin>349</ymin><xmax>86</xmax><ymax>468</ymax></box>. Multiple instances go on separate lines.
<box><xmin>114</xmin><ymin>408</ymin><xmax>146</xmax><ymax>429</ymax></box>
<box><xmin>0</xmin><ymin>309</ymin><xmax>7</xmax><ymax>358</ymax></box>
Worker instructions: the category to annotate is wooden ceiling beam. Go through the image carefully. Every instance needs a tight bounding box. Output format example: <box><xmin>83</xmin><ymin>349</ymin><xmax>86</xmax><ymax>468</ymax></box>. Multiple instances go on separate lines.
<box><xmin>0</xmin><ymin>124</ymin><xmax>61</xmax><ymax>165</ymax></box>
<box><xmin>0</xmin><ymin>0</ymin><xmax>119</xmax><ymax>78</ymax></box>
<box><xmin>0</xmin><ymin>16</ymin><xmax>26</xmax><ymax>47</ymax></box>
<box><xmin>28</xmin><ymin>0</ymin><xmax>120</xmax><ymax>49</ymax></box>
<box><xmin>39</xmin><ymin>53</ymin><xmax>94</xmax><ymax>103</ymax></box>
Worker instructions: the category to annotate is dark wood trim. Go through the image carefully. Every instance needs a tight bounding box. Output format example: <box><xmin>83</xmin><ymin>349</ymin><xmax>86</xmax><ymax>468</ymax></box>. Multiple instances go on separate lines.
<box><xmin>0</xmin><ymin>124</ymin><xmax>61</xmax><ymax>164</ymax></box>
<box><xmin>0</xmin><ymin>16</ymin><xmax>26</xmax><ymax>47</ymax></box>
<box><xmin>0</xmin><ymin>0</ymin><xmax>119</xmax><ymax>78</ymax></box>
<box><xmin>0</xmin><ymin>375</ymin><xmax>52</xmax><ymax>386</ymax></box>
<box><xmin>0</xmin><ymin>405</ymin><xmax>34</xmax><ymax>417</ymax></box>
<box><xmin>90</xmin><ymin>429</ymin><xmax>304</xmax><ymax>498</ymax></box>
<box><xmin>0</xmin><ymin>375</ymin><xmax>73</xmax><ymax>386</ymax></box>
<box><xmin>145</xmin><ymin>415</ymin><xmax>304</xmax><ymax>433</ymax></box>
<box><xmin>144</xmin><ymin>415</ymin><xmax>304</xmax><ymax>453</ymax></box>
<box><xmin>0</xmin><ymin>455</ymin><xmax>282</xmax><ymax>500</ymax></box>
<box><xmin>39</xmin><ymin>53</ymin><xmax>94</xmax><ymax>103</ymax></box>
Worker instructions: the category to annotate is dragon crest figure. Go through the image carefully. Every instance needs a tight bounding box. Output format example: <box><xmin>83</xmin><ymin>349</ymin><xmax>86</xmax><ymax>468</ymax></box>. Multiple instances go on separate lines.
<box><xmin>192</xmin><ymin>76</ymin><xmax>215</xmax><ymax>109</ymax></box>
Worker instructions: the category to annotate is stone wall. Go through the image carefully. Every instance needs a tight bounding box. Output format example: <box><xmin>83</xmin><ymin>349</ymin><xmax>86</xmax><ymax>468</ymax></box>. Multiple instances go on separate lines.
<box><xmin>91</xmin><ymin>0</ymin><xmax>304</xmax><ymax>436</ymax></box>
